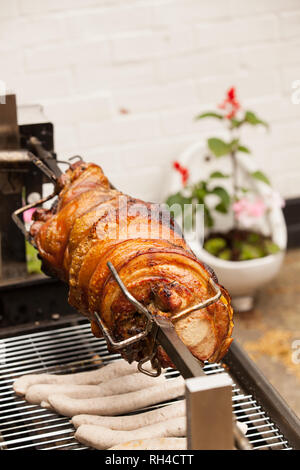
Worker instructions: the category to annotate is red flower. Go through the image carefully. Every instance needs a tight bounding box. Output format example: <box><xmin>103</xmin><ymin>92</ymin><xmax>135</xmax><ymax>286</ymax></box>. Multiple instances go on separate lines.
<box><xmin>173</xmin><ymin>161</ymin><xmax>189</xmax><ymax>186</ymax></box>
<box><xmin>228</xmin><ymin>87</ymin><xmax>235</xmax><ymax>101</ymax></box>
<box><xmin>218</xmin><ymin>86</ymin><xmax>240</xmax><ymax>119</ymax></box>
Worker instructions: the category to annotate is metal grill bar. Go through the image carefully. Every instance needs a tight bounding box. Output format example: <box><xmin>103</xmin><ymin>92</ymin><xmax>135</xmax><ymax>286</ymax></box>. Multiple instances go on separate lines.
<box><xmin>254</xmin><ymin>441</ymin><xmax>288</xmax><ymax>450</ymax></box>
<box><xmin>1</xmin><ymin>417</ymin><xmax>68</xmax><ymax>433</ymax></box>
<box><xmin>1</xmin><ymin>327</ymin><xmax>104</xmax><ymax>348</ymax></box>
<box><xmin>4</xmin><ymin>421</ymin><xmax>72</xmax><ymax>439</ymax></box>
<box><xmin>0</xmin><ymin>339</ymin><xmax>109</xmax><ymax>363</ymax></box>
<box><xmin>0</xmin><ymin>321</ymin><xmax>292</xmax><ymax>450</ymax></box>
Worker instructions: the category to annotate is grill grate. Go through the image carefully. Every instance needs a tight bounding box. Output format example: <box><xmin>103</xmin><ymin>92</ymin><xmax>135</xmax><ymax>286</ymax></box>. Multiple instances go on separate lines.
<box><xmin>0</xmin><ymin>321</ymin><xmax>292</xmax><ymax>450</ymax></box>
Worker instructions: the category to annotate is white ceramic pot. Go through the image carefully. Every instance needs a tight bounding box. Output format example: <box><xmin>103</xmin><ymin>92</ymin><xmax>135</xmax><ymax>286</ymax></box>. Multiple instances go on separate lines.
<box><xmin>164</xmin><ymin>141</ymin><xmax>287</xmax><ymax>312</ymax></box>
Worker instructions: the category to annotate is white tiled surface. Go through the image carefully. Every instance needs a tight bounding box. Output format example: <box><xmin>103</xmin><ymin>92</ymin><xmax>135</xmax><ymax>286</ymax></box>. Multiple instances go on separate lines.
<box><xmin>1</xmin><ymin>0</ymin><xmax>300</xmax><ymax>201</ymax></box>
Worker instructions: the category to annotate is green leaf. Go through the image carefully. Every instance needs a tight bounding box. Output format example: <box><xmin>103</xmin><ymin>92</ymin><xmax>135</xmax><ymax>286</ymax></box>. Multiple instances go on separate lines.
<box><xmin>264</xmin><ymin>240</ymin><xmax>280</xmax><ymax>255</ymax></box>
<box><xmin>165</xmin><ymin>192</ymin><xmax>192</xmax><ymax>218</ymax></box>
<box><xmin>166</xmin><ymin>192</ymin><xmax>191</xmax><ymax>206</ymax></box>
<box><xmin>228</xmin><ymin>138</ymin><xmax>240</xmax><ymax>152</ymax></box>
<box><xmin>239</xmin><ymin>186</ymin><xmax>249</xmax><ymax>193</ymax></box>
<box><xmin>215</xmin><ymin>202</ymin><xmax>228</xmax><ymax>213</ymax></box>
<box><xmin>195</xmin><ymin>112</ymin><xmax>224</xmax><ymax>120</ymax></box>
<box><xmin>207</xmin><ymin>138</ymin><xmax>230</xmax><ymax>157</ymax></box>
<box><xmin>244</xmin><ymin>111</ymin><xmax>269</xmax><ymax>129</ymax></box>
<box><xmin>239</xmin><ymin>243</ymin><xmax>265</xmax><ymax>261</ymax></box>
<box><xmin>218</xmin><ymin>248</ymin><xmax>232</xmax><ymax>260</ymax></box>
<box><xmin>193</xmin><ymin>187</ymin><xmax>207</xmax><ymax>201</ymax></box>
<box><xmin>238</xmin><ymin>145</ymin><xmax>251</xmax><ymax>153</ymax></box>
<box><xmin>246</xmin><ymin>232</ymin><xmax>261</xmax><ymax>244</ymax></box>
<box><xmin>231</xmin><ymin>118</ymin><xmax>244</xmax><ymax>128</ymax></box>
<box><xmin>251</xmin><ymin>170</ymin><xmax>271</xmax><ymax>186</ymax></box>
<box><xmin>211</xmin><ymin>186</ymin><xmax>231</xmax><ymax>211</ymax></box>
<box><xmin>191</xmin><ymin>182</ymin><xmax>208</xmax><ymax>201</ymax></box>
<box><xmin>204</xmin><ymin>237</ymin><xmax>227</xmax><ymax>256</ymax></box>
<box><xmin>204</xmin><ymin>206</ymin><xmax>214</xmax><ymax>228</ymax></box>
<box><xmin>209</xmin><ymin>171</ymin><xmax>229</xmax><ymax>179</ymax></box>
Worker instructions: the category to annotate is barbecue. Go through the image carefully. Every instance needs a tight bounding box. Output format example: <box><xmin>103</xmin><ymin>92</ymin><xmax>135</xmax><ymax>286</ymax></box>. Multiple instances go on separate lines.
<box><xmin>0</xmin><ymin>95</ymin><xmax>300</xmax><ymax>450</ymax></box>
<box><xmin>1</xmin><ymin>325</ymin><xmax>300</xmax><ymax>450</ymax></box>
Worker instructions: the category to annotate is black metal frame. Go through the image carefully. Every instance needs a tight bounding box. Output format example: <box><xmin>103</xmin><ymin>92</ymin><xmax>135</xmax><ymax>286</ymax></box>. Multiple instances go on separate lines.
<box><xmin>283</xmin><ymin>197</ymin><xmax>300</xmax><ymax>248</ymax></box>
<box><xmin>0</xmin><ymin>276</ymin><xmax>78</xmax><ymax>333</ymax></box>
<box><xmin>225</xmin><ymin>341</ymin><xmax>300</xmax><ymax>450</ymax></box>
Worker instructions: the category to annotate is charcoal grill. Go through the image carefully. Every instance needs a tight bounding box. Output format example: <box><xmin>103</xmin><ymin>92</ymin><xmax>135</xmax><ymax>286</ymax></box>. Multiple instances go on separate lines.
<box><xmin>0</xmin><ymin>319</ymin><xmax>299</xmax><ymax>450</ymax></box>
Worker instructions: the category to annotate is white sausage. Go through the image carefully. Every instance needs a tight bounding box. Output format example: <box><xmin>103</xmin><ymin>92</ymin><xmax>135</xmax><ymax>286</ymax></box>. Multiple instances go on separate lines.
<box><xmin>72</xmin><ymin>405</ymin><xmax>247</xmax><ymax>437</ymax></box>
<box><xmin>75</xmin><ymin>416</ymin><xmax>186</xmax><ymax>449</ymax></box>
<box><xmin>41</xmin><ymin>400</ymin><xmax>52</xmax><ymax>409</ymax></box>
<box><xmin>77</xmin><ymin>420</ymin><xmax>247</xmax><ymax>450</ymax></box>
<box><xmin>48</xmin><ymin>376</ymin><xmax>184</xmax><ymax>417</ymax></box>
<box><xmin>237</xmin><ymin>421</ymin><xmax>248</xmax><ymax>435</ymax></box>
<box><xmin>25</xmin><ymin>372</ymin><xmax>166</xmax><ymax>405</ymax></box>
<box><xmin>109</xmin><ymin>438</ymin><xmax>187</xmax><ymax>450</ymax></box>
<box><xmin>72</xmin><ymin>400</ymin><xmax>185</xmax><ymax>430</ymax></box>
<box><xmin>108</xmin><ymin>426</ymin><xmax>248</xmax><ymax>451</ymax></box>
<box><xmin>13</xmin><ymin>360</ymin><xmax>140</xmax><ymax>396</ymax></box>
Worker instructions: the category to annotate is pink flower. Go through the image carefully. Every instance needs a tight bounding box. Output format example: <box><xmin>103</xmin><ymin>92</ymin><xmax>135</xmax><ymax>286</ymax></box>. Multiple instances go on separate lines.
<box><xmin>232</xmin><ymin>198</ymin><xmax>249</xmax><ymax>216</ymax></box>
<box><xmin>233</xmin><ymin>197</ymin><xmax>266</xmax><ymax>226</ymax></box>
<box><xmin>248</xmin><ymin>199</ymin><xmax>266</xmax><ymax>218</ymax></box>
<box><xmin>23</xmin><ymin>208</ymin><xmax>35</xmax><ymax>223</ymax></box>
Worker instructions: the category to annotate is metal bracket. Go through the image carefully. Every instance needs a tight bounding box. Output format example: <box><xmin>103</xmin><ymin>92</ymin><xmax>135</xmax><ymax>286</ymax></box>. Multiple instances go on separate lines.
<box><xmin>171</xmin><ymin>277</ymin><xmax>221</xmax><ymax>323</ymax></box>
<box><xmin>107</xmin><ymin>261</ymin><xmax>221</xmax><ymax>326</ymax></box>
<box><xmin>186</xmin><ymin>373</ymin><xmax>233</xmax><ymax>449</ymax></box>
<box><xmin>12</xmin><ymin>192</ymin><xmax>57</xmax><ymax>242</ymax></box>
<box><xmin>11</xmin><ymin>152</ymin><xmax>84</xmax><ymax>241</ymax></box>
<box><xmin>93</xmin><ymin>261</ymin><xmax>222</xmax><ymax>377</ymax></box>
<box><xmin>94</xmin><ymin>311</ymin><xmax>153</xmax><ymax>350</ymax></box>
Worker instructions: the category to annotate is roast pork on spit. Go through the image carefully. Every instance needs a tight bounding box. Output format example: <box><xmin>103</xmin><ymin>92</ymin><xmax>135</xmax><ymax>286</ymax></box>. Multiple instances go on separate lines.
<box><xmin>30</xmin><ymin>161</ymin><xmax>233</xmax><ymax>368</ymax></box>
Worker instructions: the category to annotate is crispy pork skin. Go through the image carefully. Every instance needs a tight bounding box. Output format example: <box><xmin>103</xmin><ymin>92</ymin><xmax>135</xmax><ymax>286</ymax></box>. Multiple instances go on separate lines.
<box><xmin>30</xmin><ymin>161</ymin><xmax>233</xmax><ymax>367</ymax></box>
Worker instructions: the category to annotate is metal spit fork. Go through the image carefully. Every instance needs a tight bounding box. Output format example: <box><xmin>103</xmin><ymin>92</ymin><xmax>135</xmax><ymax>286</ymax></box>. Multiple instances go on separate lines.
<box><xmin>12</xmin><ymin>149</ymin><xmax>251</xmax><ymax>450</ymax></box>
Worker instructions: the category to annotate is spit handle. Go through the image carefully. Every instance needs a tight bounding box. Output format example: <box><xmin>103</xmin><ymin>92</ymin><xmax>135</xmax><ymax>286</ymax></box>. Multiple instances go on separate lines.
<box><xmin>28</xmin><ymin>136</ymin><xmax>62</xmax><ymax>179</ymax></box>
<box><xmin>153</xmin><ymin>315</ymin><xmax>204</xmax><ymax>379</ymax></box>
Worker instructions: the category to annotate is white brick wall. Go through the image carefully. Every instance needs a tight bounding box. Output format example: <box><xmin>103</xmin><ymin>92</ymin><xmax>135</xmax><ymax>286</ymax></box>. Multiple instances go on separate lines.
<box><xmin>1</xmin><ymin>0</ymin><xmax>300</xmax><ymax>200</ymax></box>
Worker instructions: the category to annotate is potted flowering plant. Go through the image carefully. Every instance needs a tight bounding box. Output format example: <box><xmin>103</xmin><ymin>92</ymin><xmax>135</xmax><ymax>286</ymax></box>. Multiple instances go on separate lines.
<box><xmin>166</xmin><ymin>88</ymin><xmax>287</xmax><ymax>311</ymax></box>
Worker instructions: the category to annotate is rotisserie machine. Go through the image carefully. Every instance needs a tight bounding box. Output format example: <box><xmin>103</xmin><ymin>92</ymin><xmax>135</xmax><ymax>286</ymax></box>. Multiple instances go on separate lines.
<box><xmin>0</xmin><ymin>95</ymin><xmax>300</xmax><ymax>451</ymax></box>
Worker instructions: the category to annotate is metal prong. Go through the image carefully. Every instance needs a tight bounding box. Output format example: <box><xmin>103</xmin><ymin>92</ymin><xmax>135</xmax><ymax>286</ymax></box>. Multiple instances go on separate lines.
<box><xmin>69</xmin><ymin>155</ymin><xmax>83</xmax><ymax>162</ymax></box>
<box><xmin>12</xmin><ymin>192</ymin><xmax>56</xmax><ymax>241</ymax></box>
<box><xmin>94</xmin><ymin>312</ymin><xmax>151</xmax><ymax>350</ymax></box>
<box><xmin>105</xmin><ymin>261</ymin><xmax>222</xmax><ymax>353</ymax></box>
<box><xmin>171</xmin><ymin>277</ymin><xmax>222</xmax><ymax>323</ymax></box>
<box><xmin>107</xmin><ymin>261</ymin><xmax>153</xmax><ymax>322</ymax></box>
<box><xmin>97</xmin><ymin>261</ymin><xmax>223</xmax><ymax>381</ymax></box>
<box><xmin>138</xmin><ymin>353</ymin><xmax>161</xmax><ymax>377</ymax></box>
<box><xmin>56</xmin><ymin>160</ymin><xmax>71</xmax><ymax>168</ymax></box>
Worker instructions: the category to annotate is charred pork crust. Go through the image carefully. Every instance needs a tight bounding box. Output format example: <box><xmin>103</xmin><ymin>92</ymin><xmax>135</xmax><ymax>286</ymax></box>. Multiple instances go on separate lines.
<box><xmin>30</xmin><ymin>162</ymin><xmax>234</xmax><ymax>367</ymax></box>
